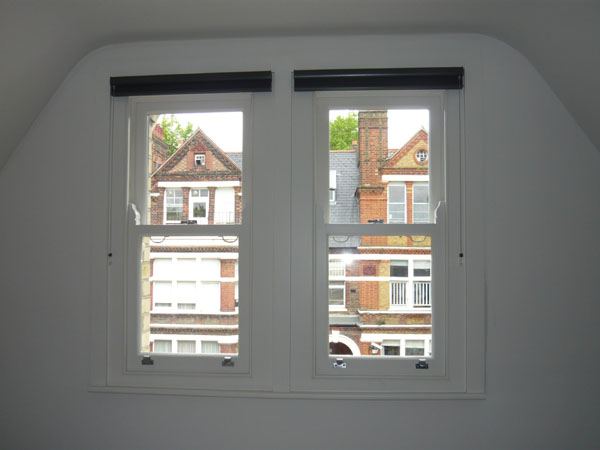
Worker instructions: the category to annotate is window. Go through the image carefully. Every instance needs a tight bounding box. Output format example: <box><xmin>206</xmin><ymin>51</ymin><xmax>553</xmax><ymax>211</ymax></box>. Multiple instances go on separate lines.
<box><xmin>415</xmin><ymin>149</ymin><xmax>428</xmax><ymax>162</ymax></box>
<box><xmin>328</xmin><ymin>281</ymin><xmax>345</xmax><ymax>308</ymax></box>
<box><xmin>413</xmin><ymin>183</ymin><xmax>429</xmax><ymax>224</ymax></box>
<box><xmin>390</xmin><ymin>259</ymin><xmax>431</xmax><ymax>309</ymax></box>
<box><xmin>165</xmin><ymin>189</ymin><xmax>183</xmax><ymax>222</ymax></box>
<box><xmin>190</xmin><ymin>189</ymin><xmax>209</xmax><ymax>224</ymax></box>
<box><xmin>95</xmin><ymin>67</ymin><xmax>484</xmax><ymax>398</ymax></box>
<box><xmin>388</xmin><ymin>183</ymin><xmax>406</xmax><ymax>223</ymax></box>
<box><xmin>103</xmin><ymin>88</ymin><xmax>260</xmax><ymax>389</ymax></box>
<box><xmin>292</xmin><ymin>84</ymin><xmax>477</xmax><ymax>394</ymax></box>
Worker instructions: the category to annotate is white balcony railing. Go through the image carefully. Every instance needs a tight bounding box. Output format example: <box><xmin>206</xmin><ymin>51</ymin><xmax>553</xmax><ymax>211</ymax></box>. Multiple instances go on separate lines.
<box><xmin>328</xmin><ymin>260</ymin><xmax>345</xmax><ymax>278</ymax></box>
<box><xmin>390</xmin><ymin>280</ymin><xmax>431</xmax><ymax>308</ymax></box>
<box><xmin>390</xmin><ymin>281</ymin><xmax>407</xmax><ymax>306</ymax></box>
<box><xmin>413</xmin><ymin>281</ymin><xmax>431</xmax><ymax>307</ymax></box>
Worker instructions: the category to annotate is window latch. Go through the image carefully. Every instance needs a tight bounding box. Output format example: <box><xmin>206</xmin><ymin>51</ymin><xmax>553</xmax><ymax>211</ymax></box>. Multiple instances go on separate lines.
<box><xmin>222</xmin><ymin>356</ymin><xmax>234</xmax><ymax>367</ymax></box>
<box><xmin>333</xmin><ymin>357</ymin><xmax>347</xmax><ymax>369</ymax></box>
<box><xmin>415</xmin><ymin>359</ymin><xmax>429</xmax><ymax>369</ymax></box>
<box><xmin>141</xmin><ymin>355</ymin><xmax>154</xmax><ymax>366</ymax></box>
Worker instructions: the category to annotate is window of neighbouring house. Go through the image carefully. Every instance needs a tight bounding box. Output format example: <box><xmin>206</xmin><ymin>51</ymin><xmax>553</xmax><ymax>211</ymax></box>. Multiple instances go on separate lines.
<box><xmin>190</xmin><ymin>189</ymin><xmax>209</xmax><ymax>223</ymax></box>
<box><xmin>165</xmin><ymin>189</ymin><xmax>183</xmax><ymax>222</ymax></box>
<box><xmin>388</xmin><ymin>183</ymin><xmax>406</xmax><ymax>224</ymax></box>
<box><xmin>412</xmin><ymin>183</ymin><xmax>429</xmax><ymax>224</ymax></box>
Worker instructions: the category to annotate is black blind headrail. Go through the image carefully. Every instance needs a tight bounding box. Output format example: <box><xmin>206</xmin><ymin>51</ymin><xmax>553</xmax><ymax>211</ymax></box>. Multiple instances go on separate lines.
<box><xmin>110</xmin><ymin>71</ymin><xmax>272</xmax><ymax>97</ymax></box>
<box><xmin>294</xmin><ymin>67</ymin><xmax>464</xmax><ymax>91</ymax></box>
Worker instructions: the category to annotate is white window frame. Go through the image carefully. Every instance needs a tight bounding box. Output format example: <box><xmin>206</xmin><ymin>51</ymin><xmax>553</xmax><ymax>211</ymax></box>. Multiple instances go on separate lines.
<box><xmin>92</xmin><ymin>67</ymin><xmax>485</xmax><ymax>400</ymax></box>
<box><xmin>288</xmin><ymin>89</ymin><xmax>477</xmax><ymax>395</ymax></box>
<box><xmin>102</xmin><ymin>93</ymin><xmax>271</xmax><ymax>391</ymax></box>
<box><xmin>412</xmin><ymin>182</ymin><xmax>430</xmax><ymax>224</ymax></box>
<box><xmin>164</xmin><ymin>188</ymin><xmax>184</xmax><ymax>223</ymax></box>
<box><xmin>189</xmin><ymin>188</ymin><xmax>209</xmax><ymax>224</ymax></box>
<box><xmin>194</xmin><ymin>153</ymin><xmax>205</xmax><ymax>166</ymax></box>
<box><xmin>387</xmin><ymin>182</ymin><xmax>406</xmax><ymax>224</ymax></box>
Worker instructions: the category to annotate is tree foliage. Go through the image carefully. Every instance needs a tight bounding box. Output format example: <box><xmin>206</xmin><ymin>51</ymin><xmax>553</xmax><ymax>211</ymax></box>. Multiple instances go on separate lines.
<box><xmin>160</xmin><ymin>114</ymin><xmax>195</xmax><ymax>154</ymax></box>
<box><xmin>329</xmin><ymin>113</ymin><xmax>358</xmax><ymax>150</ymax></box>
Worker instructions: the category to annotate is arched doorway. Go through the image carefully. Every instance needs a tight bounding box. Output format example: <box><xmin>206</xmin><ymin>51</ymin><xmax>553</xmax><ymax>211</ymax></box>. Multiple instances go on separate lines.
<box><xmin>328</xmin><ymin>334</ymin><xmax>361</xmax><ymax>356</ymax></box>
<box><xmin>329</xmin><ymin>342</ymin><xmax>353</xmax><ymax>355</ymax></box>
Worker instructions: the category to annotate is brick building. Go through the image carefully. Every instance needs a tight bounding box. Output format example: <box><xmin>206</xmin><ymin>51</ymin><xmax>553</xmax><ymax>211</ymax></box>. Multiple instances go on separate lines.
<box><xmin>146</xmin><ymin>125</ymin><xmax>242</xmax><ymax>355</ymax></box>
<box><xmin>146</xmin><ymin>111</ymin><xmax>431</xmax><ymax>358</ymax></box>
<box><xmin>328</xmin><ymin>111</ymin><xmax>432</xmax><ymax>357</ymax></box>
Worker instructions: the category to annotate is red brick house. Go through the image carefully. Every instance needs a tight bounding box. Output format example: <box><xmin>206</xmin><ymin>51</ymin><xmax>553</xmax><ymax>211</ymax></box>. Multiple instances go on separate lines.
<box><xmin>146</xmin><ymin>126</ymin><xmax>242</xmax><ymax>355</ymax></box>
<box><xmin>328</xmin><ymin>111</ymin><xmax>432</xmax><ymax>357</ymax></box>
<box><xmin>146</xmin><ymin>112</ymin><xmax>431</xmax><ymax>358</ymax></box>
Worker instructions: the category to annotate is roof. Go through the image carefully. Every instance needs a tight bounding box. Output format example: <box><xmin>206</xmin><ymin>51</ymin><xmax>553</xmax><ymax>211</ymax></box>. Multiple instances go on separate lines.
<box><xmin>329</xmin><ymin>150</ymin><xmax>360</xmax><ymax>248</ymax></box>
<box><xmin>226</xmin><ymin>153</ymin><xmax>242</xmax><ymax>170</ymax></box>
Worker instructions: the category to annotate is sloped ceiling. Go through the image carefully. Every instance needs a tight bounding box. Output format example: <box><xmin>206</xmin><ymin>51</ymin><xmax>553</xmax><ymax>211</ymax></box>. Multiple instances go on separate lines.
<box><xmin>1</xmin><ymin>0</ymin><xmax>598</xmax><ymax>168</ymax></box>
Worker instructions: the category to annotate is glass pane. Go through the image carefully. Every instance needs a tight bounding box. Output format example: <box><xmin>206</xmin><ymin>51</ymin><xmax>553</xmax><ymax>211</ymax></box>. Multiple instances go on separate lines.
<box><xmin>141</xmin><ymin>235</ymin><xmax>239</xmax><ymax>356</ymax></box>
<box><xmin>413</xmin><ymin>184</ymin><xmax>429</xmax><ymax>224</ymax></box>
<box><xmin>147</xmin><ymin>111</ymin><xmax>243</xmax><ymax>225</ymax></box>
<box><xmin>177</xmin><ymin>340</ymin><xmax>196</xmax><ymax>353</ymax></box>
<box><xmin>405</xmin><ymin>339</ymin><xmax>425</xmax><ymax>356</ymax></box>
<box><xmin>328</xmin><ymin>109</ymin><xmax>430</xmax><ymax>224</ymax></box>
<box><xmin>192</xmin><ymin>202</ymin><xmax>206</xmax><ymax>218</ymax></box>
<box><xmin>201</xmin><ymin>341</ymin><xmax>220</xmax><ymax>354</ymax></box>
<box><xmin>328</xmin><ymin>235</ymin><xmax>432</xmax><ymax>357</ymax></box>
<box><xmin>390</xmin><ymin>260</ymin><xmax>408</xmax><ymax>278</ymax></box>
<box><xmin>154</xmin><ymin>340</ymin><xmax>172</xmax><ymax>353</ymax></box>
<box><xmin>413</xmin><ymin>260</ymin><xmax>431</xmax><ymax>277</ymax></box>
<box><xmin>328</xmin><ymin>281</ymin><xmax>345</xmax><ymax>307</ymax></box>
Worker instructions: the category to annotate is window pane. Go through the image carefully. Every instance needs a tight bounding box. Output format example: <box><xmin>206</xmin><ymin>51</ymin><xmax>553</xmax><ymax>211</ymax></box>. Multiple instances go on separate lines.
<box><xmin>177</xmin><ymin>340</ymin><xmax>196</xmax><ymax>353</ymax></box>
<box><xmin>412</xmin><ymin>184</ymin><xmax>429</xmax><ymax>224</ymax></box>
<box><xmin>328</xmin><ymin>235</ymin><xmax>431</xmax><ymax>357</ymax></box>
<box><xmin>328</xmin><ymin>281</ymin><xmax>345</xmax><ymax>307</ymax></box>
<box><xmin>142</xmin><ymin>236</ymin><xmax>239</xmax><ymax>356</ymax></box>
<box><xmin>147</xmin><ymin>112</ymin><xmax>243</xmax><ymax>225</ymax></box>
<box><xmin>405</xmin><ymin>339</ymin><xmax>425</xmax><ymax>356</ymax></box>
<box><xmin>413</xmin><ymin>260</ymin><xmax>431</xmax><ymax>277</ymax></box>
<box><xmin>192</xmin><ymin>202</ymin><xmax>206</xmax><ymax>218</ymax></box>
<box><xmin>152</xmin><ymin>258</ymin><xmax>172</xmax><ymax>278</ymax></box>
<box><xmin>328</xmin><ymin>109</ymin><xmax>430</xmax><ymax>224</ymax></box>
<box><xmin>154</xmin><ymin>340</ymin><xmax>172</xmax><ymax>353</ymax></box>
<box><xmin>390</xmin><ymin>260</ymin><xmax>408</xmax><ymax>278</ymax></box>
<box><xmin>201</xmin><ymin>341</ymin><xmax>220</xmax><ymax>354</ymax></box>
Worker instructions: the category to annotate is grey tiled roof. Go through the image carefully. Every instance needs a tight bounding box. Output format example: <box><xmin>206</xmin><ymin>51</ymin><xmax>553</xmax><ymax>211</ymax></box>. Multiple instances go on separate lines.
<box><xmin>226</xmin><ymin>153</ymin><xmax>242</xmax><ymax>170</ymax></box>
<box><xmin>329</xmin><ymin>151</ymin><xmax>360</xmax><ymax>248</ymax></box>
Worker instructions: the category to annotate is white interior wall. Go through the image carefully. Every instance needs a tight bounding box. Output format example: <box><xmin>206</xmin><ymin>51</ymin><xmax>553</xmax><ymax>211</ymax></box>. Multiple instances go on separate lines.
<box><xmin>0</xmin><ymin>34</ymin><xmax>598</xmax><ymax>449</ymax></box>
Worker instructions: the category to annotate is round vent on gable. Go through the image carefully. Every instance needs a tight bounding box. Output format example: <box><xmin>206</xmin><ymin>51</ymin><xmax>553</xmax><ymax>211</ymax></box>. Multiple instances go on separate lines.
<box><xmin>415</xmin><ymin>149</ymin><xmax>428</xmax><ymax>162</ymax></box>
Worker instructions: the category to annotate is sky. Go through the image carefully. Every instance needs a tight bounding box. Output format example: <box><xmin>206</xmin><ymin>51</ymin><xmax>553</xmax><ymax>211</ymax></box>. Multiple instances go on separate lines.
<box><xmin>162</xmin><ymin>109</ymin><xmax>429</xmax><ymax>153</ymax></box>
<box><xmin>330</xmin><ymin>109</ymin><xmax>429</xmax><ymax>150</ymax></box>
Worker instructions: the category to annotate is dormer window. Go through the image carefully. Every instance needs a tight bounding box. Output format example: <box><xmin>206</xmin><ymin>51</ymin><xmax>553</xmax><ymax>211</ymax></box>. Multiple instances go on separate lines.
<box><xmin>195</xmin><ymin>154</ymin><xmax>205</xmax><ymax>166</ymax></box>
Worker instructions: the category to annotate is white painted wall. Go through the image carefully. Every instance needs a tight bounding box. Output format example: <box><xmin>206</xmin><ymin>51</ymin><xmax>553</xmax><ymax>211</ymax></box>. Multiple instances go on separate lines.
<box><xmin>1</xmin><ymin>34</ymin><xmax>599</xmax><ymax>449</ymax></box>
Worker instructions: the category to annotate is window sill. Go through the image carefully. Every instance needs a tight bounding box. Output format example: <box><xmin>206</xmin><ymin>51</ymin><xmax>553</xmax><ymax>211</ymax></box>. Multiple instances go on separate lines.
<box><xmin>89</xmin><ymin>384</ymin><xmax>486</xmax><ymax>400</ymax></box>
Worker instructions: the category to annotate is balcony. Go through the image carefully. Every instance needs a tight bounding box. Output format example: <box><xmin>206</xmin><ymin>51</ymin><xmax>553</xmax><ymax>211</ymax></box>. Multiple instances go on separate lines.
<box><xmin>390</xmin><ymin>281</ymin><xmax>431</xmax><ymax>308</ymax></box>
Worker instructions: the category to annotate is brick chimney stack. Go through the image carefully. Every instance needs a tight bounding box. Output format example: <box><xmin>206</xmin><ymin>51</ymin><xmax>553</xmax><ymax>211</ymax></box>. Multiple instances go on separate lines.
<box><xmin>358</xmin><ymin>111</ymin><xmax>387</xmax><ymax>188</ymax></box>
<box><xmin>357</xmin><ymin>111</ymin><xmax>388</xmax><ymax>224</ymax></box>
